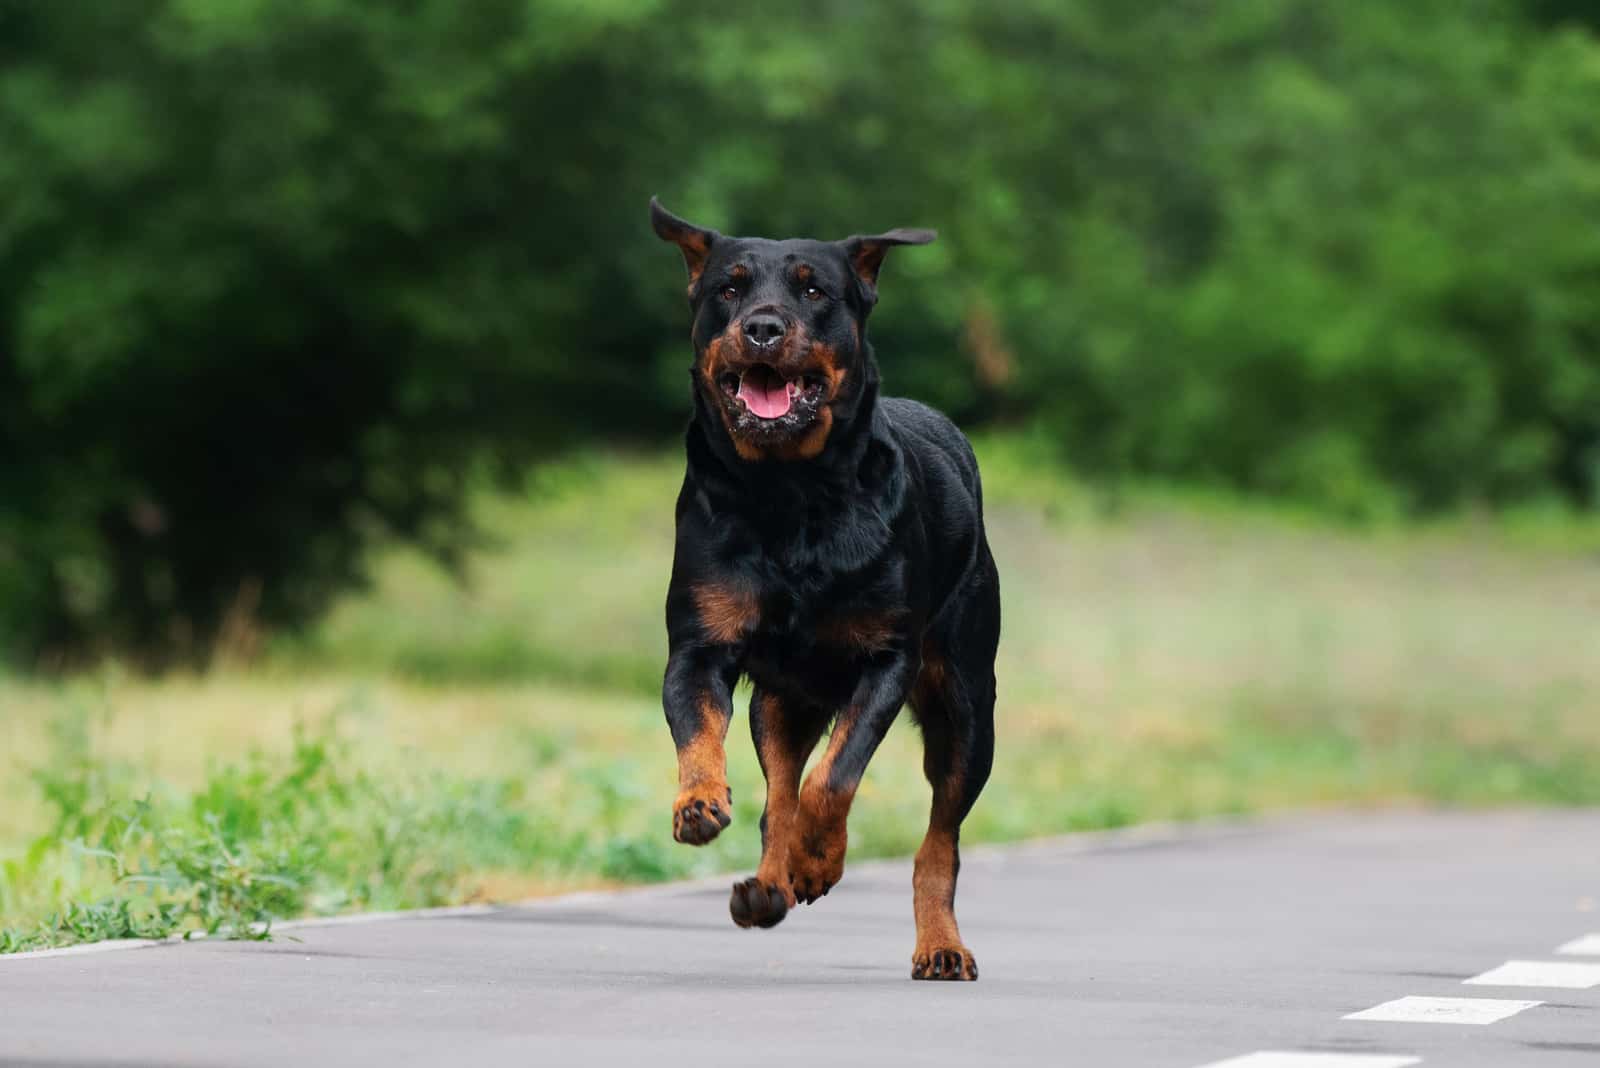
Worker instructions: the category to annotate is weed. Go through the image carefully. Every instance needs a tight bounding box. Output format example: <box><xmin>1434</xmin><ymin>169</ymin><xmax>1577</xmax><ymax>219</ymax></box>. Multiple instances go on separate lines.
<box><xmin>4</xmin><ymin>439</ymin><xmax>1598</xmax><ymax>951</ymax></box>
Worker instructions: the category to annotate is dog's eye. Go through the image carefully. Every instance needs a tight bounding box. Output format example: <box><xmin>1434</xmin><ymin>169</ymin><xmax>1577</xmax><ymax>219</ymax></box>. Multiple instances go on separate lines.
<box><xmin>802</xmin><ymin>285</ymin><xmax>825</xmax><ymax>302</ymax></box>
<box><xmin>719</xmin><ymin>285</ymin><xmax>739</xmax><ymax>302</ymax></box>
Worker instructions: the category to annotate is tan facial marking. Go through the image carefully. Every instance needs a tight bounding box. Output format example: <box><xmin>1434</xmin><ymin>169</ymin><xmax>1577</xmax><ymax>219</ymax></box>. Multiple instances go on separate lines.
<box><xmin>697</xmin><ymin>323</ymin><xmax>847</xmax><ymax>463</ymax></box>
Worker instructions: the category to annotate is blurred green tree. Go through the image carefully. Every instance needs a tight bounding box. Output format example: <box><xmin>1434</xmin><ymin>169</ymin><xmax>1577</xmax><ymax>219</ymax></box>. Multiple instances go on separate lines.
<box><xmin>2</xmin><ymin>0</ymin><xmax>1598</xmax><ymax>665</ymax></box>
<box><xmin>0</xmin><ymin>0</ymin><xmax>694</xmax><ymax>663</ymax></box>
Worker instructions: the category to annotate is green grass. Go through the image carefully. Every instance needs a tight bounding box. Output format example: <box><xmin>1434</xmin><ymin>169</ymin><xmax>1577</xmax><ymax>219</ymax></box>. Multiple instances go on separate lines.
<box><xmin>4</xmin><ymin>434</ymin><xmax>1600</xmax><ymax>951</ymax></box>
<box><xmin>0</xmin><ymin>697</ymin><xmax>687</xmax><ymax>953</ymax></box>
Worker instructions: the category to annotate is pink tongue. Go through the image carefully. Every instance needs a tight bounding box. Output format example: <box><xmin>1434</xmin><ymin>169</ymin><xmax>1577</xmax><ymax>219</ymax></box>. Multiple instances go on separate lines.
<box><xmin>738</xmin><ymin>372</ymin><xmax>793</xmax><ymax>419</ymax></box>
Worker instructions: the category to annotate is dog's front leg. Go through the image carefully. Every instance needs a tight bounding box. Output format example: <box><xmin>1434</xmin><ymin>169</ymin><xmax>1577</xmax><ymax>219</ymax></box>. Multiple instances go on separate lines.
<box><xmin>663</xmin><ymin>646</ymin><xmax>739</xmax><ymax>845</ymax></box>
<box><xmin>729</xmin><ymin>689</ymin><xmax>827</xmax><ymax>928</ymax></box>
<box><xmin>788</xmin><ymin>652</ymin><xmax>919</xmax><ymax>902</ymax></box>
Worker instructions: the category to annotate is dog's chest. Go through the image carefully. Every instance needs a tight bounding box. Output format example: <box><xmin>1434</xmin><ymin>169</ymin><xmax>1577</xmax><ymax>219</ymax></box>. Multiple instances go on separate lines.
<box><xmin>732</xmin><ymin>577</ymin><xmax>904</xmax><ymax>703</ymax></box>
<box><xmin>747</xmin><ymin>584</ymin><xmax>902</xmax><ymax>653</ymax></box>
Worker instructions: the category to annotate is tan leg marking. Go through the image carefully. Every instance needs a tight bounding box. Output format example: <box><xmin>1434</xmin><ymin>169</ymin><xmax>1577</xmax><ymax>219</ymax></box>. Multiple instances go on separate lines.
<box><xmin>753</xmin><ymin>694</ymin><xmax>805</xmax><ymax>899</ymax></box>
<box><xmin>910</xmin><ymin>648</ymin><xmax>978</xmax><ymax>980</ymax></box>
<box><xmin>911</xmin><ymin>819</ymin><xmax>976</xmax><ymax>980</ymax></box>
<box><xmin>730</xmin><ymin>692</ymin><xmax>821</xmax><ymax>928</ymax></box>
<box><xmin>788</xmin><ymin>717</ymin><xmax>853</xmax><ymax>903</ymax></box>
<box><xmin>672</xmin><ymin>696</ymin><xmax>732</xmax><ymax>845</ymax></box>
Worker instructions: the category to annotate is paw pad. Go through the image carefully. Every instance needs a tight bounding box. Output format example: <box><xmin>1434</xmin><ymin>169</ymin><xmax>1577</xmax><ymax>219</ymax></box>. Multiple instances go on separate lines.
<box><xmin>672</xmin><ymin>785</ymin><xmax>732</xmax><ymax>845</ymax></box>
<box><xmin>911</xmin><ymin>946</ymin><xmax>978</xmax><ymax>981</ymax></box>
<box><xmin>728</xmin><ymin>877</ymin><xmax>789</xmax><ymax>928</ymax></box>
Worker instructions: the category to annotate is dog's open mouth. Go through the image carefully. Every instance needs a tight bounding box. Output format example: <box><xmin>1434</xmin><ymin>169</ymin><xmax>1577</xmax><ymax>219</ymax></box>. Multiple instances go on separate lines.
<box><xmin>718</xmin><ymin>364</ymin><xmax>824</xmax><ymax>420</ymax></box>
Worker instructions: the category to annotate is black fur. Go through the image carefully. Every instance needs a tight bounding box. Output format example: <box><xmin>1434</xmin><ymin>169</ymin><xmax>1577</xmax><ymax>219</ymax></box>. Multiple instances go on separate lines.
<box><xmin>652</xmin><ymin>198</ymin><xmax>999</xmax><ymax>980</ymax></box>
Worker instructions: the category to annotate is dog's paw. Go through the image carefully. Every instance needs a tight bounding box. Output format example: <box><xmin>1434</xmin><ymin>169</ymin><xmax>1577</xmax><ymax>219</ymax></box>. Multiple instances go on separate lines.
<box><xmin>911</xmin><ymin>943</ymin><xmax>978</xmax><ymax>981</ymax></box>
<box><xmin>728</xmin><ymin>876</ymin><xmax>792</xmax><ymax>929</ymax></box>
<box><xmin>786</xmin><ymin>821</ymin><xmax>846</xmax><ymax>903</ymax></box>
<box><xmin>671</xmin><ymin>782</ymin><xmax>732</xmax><ymax>845</ymax></box>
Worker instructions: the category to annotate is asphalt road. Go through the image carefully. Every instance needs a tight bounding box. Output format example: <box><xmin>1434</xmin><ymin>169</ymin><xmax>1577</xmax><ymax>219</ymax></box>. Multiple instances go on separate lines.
<box><xmin>2</xmin><ymin>810</ymin><xmax>1597</xmax><ymax>1068</ymax></box>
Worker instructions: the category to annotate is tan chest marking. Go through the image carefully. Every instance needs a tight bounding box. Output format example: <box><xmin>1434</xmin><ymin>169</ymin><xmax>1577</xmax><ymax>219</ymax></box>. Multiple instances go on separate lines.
<box><xmin>817</xmin><ymin>610</ymin><xmax>904</xmax><ymax>654</ymax></box>
<box><xmin>693</xmin><ymin>583</ymin><xmax>760</xmax><ymax>644</ymax></box>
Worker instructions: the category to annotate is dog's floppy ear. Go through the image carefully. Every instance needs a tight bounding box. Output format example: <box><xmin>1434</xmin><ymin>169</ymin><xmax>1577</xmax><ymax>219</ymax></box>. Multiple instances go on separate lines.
<box><xmin>841</xmin><ymin>228</ymin><xmax>936</xmax><ymax>302</ymax></box>
<box><xmin>650</xmin><ymin>197</ymin><xmax>719</xmax><ymax>289</ymax></box>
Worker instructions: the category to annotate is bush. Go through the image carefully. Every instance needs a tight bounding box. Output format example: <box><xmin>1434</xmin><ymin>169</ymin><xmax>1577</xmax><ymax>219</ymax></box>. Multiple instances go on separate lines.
<box><xmin>0</xmin><ymin>1</ymin><xmax>690</xmax><ymax>664</ymax></box>
<box><xmin>0</xmin><ymin>712</ymin><xmax>692</xmax><ymax>952</ymax></box>
<box><xmin>4</xmin><ymin>0</ymin><xmax>1599</xmax><ymax>664</ymax></box>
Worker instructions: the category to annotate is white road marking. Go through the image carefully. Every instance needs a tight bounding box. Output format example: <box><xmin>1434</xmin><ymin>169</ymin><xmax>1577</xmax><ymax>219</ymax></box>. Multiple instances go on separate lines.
<box><xmin>1344</xmin><ymin>996</ymin><xmax>1542</xmax><ymax>1025</ymax></box>
<box><xmin>1197</xmin><ymin>1053</ymin><xmax>1421</xmax><ymax>1068</ymax></box>
<box><xmin>1556</xmin><ymin>933</ymin><xmax>1600</xmax><ymax>956</ymax></box>
<box><xmin>1464</xmin><ymin>959</ymin><xmax>1600</xmax><ymax>988</ymax></box>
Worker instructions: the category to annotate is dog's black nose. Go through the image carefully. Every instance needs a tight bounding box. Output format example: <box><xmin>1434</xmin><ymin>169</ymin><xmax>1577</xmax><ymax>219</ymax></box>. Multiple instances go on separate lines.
<box><xmin>743</xmin><ymin>314</ymin><xmax>785</xmax><ymax>350</ymax></box>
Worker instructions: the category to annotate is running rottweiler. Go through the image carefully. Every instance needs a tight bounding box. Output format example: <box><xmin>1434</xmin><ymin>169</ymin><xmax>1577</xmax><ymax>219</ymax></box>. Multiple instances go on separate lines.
<box><xmin>651</xmin><ymin>197</ymin><xmax>1000</xmax><ymax>981</ymax></box>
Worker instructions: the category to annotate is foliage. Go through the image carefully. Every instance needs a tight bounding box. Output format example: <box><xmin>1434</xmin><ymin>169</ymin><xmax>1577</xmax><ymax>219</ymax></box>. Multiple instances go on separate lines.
<box><xmin>0</xmin><ymin>708</ymin><xmax>689</xmax><ymax>952</ymax></box>
<box><xmin>3</xmin><ymin>0</ymin><xmax>1600</xmax><ymax>663</ymax></box>
<box><xmin>0</xmin><ymin>0</ymin><xmax>684</xmax><ymax>664</ymax></box>
<box><xmin>4</xmin><ymin>452</ymin><xmax>1599</xmax><ymax>951</ymax></box>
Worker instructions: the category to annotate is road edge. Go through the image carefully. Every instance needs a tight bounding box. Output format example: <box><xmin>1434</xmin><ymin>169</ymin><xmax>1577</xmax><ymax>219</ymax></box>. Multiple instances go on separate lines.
<box><xmin>0</xmin><ymin>805</ymin><xmax>1392</xmax><ymax>963</ymax></box>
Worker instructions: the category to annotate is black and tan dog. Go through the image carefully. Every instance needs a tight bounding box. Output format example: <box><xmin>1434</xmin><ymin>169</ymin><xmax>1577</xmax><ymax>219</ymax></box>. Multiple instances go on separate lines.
<box><xmin>651</xmin><ymin>198</ymin><xmax>1000</xmax><ymax>981</ymax></box>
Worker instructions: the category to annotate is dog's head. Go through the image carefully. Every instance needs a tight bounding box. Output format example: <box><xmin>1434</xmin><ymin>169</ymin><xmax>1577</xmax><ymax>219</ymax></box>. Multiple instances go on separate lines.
<box><xmin>651</xmin><ymin>197</ymin><xmax>933</xmax><ymax>463</ymax></box>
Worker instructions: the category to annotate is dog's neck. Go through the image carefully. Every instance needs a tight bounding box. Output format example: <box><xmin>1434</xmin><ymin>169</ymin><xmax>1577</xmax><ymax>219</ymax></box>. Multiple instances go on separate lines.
<box><xmin>685</xmin><ymin>371</ymin><xmax>906</xmax><ymax>574</ymax></box>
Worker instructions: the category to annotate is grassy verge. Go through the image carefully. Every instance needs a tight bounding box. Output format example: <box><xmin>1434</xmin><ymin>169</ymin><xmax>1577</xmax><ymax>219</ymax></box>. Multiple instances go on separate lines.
<box><xmin>0</xmin><ymin>686</ymin><xmax>670</xmax><ymax>952</ymax></box>
<box><xmin>4</xmin><ymin>435</ymin><xmax>1599</xmax><ymax>950</ymax></box>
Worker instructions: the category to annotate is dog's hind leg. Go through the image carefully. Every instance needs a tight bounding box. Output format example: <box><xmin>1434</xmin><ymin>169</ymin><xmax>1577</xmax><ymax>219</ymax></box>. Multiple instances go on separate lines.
<box><xmin>908</xmin><ymin>649</ymin><xmax>993</xmax><ymax>980</ymax></box>
<box><xmin>908</xmin><ymin>573</ymin><xmax>998</xmax><ymax>980</ymax></box>
<box><xmin>730</xmin><ymin>688</ymin><xmax>826</xmax><ymax>928</ymax></box>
